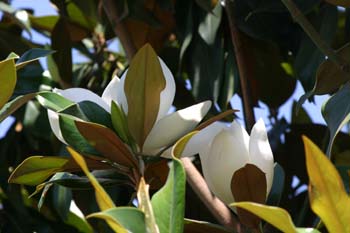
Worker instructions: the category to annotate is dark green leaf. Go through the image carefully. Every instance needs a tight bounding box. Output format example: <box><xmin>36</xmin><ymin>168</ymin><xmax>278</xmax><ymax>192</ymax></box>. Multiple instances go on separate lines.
<box><xmin>266</xmin><ymin>163</ymin><xmax>285</xmax><ymax>206</ymax></box>
<box><xmin>198</xmin><ymin>3</ymin><xmax>222</xmax><ymax>45</ymax></box>
<box><xmin>16</xmin><ymin>48</ymin><xmax>55</xmax><ymax>69</ymax></box>
<box><xmin>37</xmin><ymin>92</ymin><xmax>74</xmax><ymax>112</ymax></box>
<box><xmin>52</xmin><ymin>178</ymin><xmax>73</xmax><ymax>220</ymax></box>
<box><xmin>111</xmin><ymin>101</ymin><xmax>133</xmax><ymax>145</ymax></box>
<box><xmin>322</xmin><ymin>82</ymin><xmax>350</xmax><ymax>156</ymax></box>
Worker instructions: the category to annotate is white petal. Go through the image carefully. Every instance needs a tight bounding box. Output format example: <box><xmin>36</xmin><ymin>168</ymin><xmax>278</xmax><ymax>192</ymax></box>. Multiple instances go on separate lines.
<box><xmin>202</xmin><ymin>129</ymin><xmax>250</xmax><ymax>205</ymax></box>
<box><xmin>181</xmin><ymin>121</ymin><xmax>227</xmax><ymax>158</ymax></box>
<box><xmin>249</xmin><ymin>119</ymin><xmax>274</xmax><ymax>195</ymax></box>
<box><xmin>116</xmin><ymin>58</ymin><xmax>176</xmax><ymax>122</ymax></box>
<box><xmin>142</xmin><ymin>101</ymin><xmax>211</xmax><ymax>154</ymax></box>
<box><xmin>55</xmin><ymin>88</ymin><xmax>109</xmax><ymax>112</ymax></box>
<box><xmin>157</xmin><ymin>58</ymin><xmax>176</xmax><ymax>121</ymax></box>
<box><xmin>101</xmin><ymin>75</ymin><xmax>125</xmax><ymax>109</ymax></box>
<box><xmin>47</xmin><ymin>110</ymin><xmax>67</xmax><ymax>144</ymax></box>
<box><xmin>229</xmin><ymin>120</ymin><xmax>250</xmax><ymax>154</ymax></box>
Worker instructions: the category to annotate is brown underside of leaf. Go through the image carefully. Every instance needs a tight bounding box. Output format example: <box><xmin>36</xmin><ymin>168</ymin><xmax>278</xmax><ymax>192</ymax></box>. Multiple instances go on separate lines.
<box><xmin>75</xmin><ymin>121</ymin><xmax>138</xmax><ymax>169</ymax></box>
<box><xmin>231</xmin><ymin>164</ymin><xmax>267</xmax><ymax>229</ymax></box>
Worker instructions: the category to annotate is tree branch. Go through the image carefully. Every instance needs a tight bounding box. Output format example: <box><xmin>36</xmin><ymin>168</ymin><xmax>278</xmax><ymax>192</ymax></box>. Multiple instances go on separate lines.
<box><xmin>181</xmin><ymin>158</ymin><xmax>242</xmax><ymax>232</ymax></box>
<box><xmin>281</xmin><ymin>0</ymin><xmax>349</xmax><ymax>72</ymax></box>
<box><xmin>224</xmin><ymin>0</ymin><xmax>256</xmax><ymax>132</ymax></box>
<box><xmin>102</xmin><ymin>0</ymin><xmax>137</xmax><ymax>60</ymax></box>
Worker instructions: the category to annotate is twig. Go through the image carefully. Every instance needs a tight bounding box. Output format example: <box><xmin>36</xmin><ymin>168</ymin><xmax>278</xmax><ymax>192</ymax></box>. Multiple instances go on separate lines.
<box><xmin>102</xmin><ymin>0</ymin><xmax>137</xmax><ymax>60</ymax></box>
<box><xmin>281</xmin><ymin>0</ymin><xmax>349</xmax><ymax>72</ymax></box>
<box><xmin>224</xmin><ymin>0</ymin><xmax>256</xmax><ymax>132</ymax></box>
<box><xmin>181</xmin><ymin>157</ymin><xmax>242</xmax><ymax>232</ymax></box>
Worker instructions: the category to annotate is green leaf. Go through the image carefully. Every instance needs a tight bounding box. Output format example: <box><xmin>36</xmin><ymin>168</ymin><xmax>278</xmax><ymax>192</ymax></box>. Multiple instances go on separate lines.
<box><xmin>64</xmin><ymin>211</ymin><xmax>93</xmax><ymax>233</ymax></box>
<box><xmin>294</xmin><ymin>5</ymin><xmax>338</xmax><ymax>94</ymax></box>
<box><xmin>87</xmin><ymin>207</ymin><xmax>146</xmax><ymax>233</ymax></box>
<box><xmin>124</xmin><ymin>44</ymin><xmax>166</xmax><ymax>149</ymax></box>
<box><xmin>322</xmin><ymin>82</ymin><xmax>350</xmax><ymax>156</ymax></box>
<box><xmin>111</xmin><ymin>100</ymin><xmax>133</xmax><ymax>145</ymax></box>
<box><xmin>29</xmin><ymin>15</ymin><xmax>59</xmax><ymax>32</ymax></box>
<box><xmin>184</xmin><ymin>219</ymin><xmax>230</xmax><ymax>233</ymax></box>
<box><xmin>61</xmin><ymin>101</ymin><xmax>112</xmax><ymax>129</ymax></box>
<box><xmin>52</xmin><ymin>180</ymin><xmax>72</xmax><ymax>220</ymax></box>
<box><xmin>0</xmin><ymin>58</ymin><xmax>17</xmax><ymax>109</ymax></box>
<box><xmin>151</xmin><ymin>157</ymin><xmax>186</xmax><ymax>233</ymax></box>
<box><xmin>8</xmin><ymin>155</ymin><xmax>110</xmax><ymax>186</ymax></box>
<box><xmin>0</xmin><ymin>93</ymin><xmax>36</xmax><ymax>122</ymax></box>
<box><xmin>67</xmin><ymin>148</ymin><xmax>127</xmax><ymax>233</ymax></box>
<box><xmin>75</xmin><ymin>120</ymin><xmax>137</xmax><ymax>168</ymax></box>
<box><xmin>303</xmin><ymin>136</ymin><xmax>350</xmax><ymax>233</ymax></box>
<box><xmin>16</xmin><ymin>48</ymin><xmax>55</xmax><ymax>70</ymax></box>
<box><xmin>266</xmin><ymin>163</ymin><xmax>285</xmax><ymax>206</ymax></box>
<box><xmin>37</xmin><ymin>92</ymin><xmax>74</xmax><ymax>112</ymax></box>
<box><xmin>198</xmin><ymin>2</ymin><xmax>222</xmax><ymax>45</ymax></box>
<box><xmin>59</xmin><ymin>115</ymin><xmax>98</xmax><ymax>155</ymax></box>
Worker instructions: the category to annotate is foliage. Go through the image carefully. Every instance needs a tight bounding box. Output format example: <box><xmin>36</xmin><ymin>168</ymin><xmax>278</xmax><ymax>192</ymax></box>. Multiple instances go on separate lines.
<box><xmin>1</xmin><ymin>0</ymin><xmax>350</xmax><ymax>233</ymax></box>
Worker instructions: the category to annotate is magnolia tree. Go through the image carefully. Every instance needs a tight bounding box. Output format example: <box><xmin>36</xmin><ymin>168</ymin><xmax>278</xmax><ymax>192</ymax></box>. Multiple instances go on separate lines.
<box><xmin>0</xmin><ymin>0</ymin><xmax>350</xmax><ymax>233</ymax></box>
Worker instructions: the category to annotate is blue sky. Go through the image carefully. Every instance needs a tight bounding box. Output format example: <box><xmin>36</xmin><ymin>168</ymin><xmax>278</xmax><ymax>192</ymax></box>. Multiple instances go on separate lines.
<box><xmin>0</xmin><ymin>0</ymin><xmax>330</xmax><ymax>139</ymax></box>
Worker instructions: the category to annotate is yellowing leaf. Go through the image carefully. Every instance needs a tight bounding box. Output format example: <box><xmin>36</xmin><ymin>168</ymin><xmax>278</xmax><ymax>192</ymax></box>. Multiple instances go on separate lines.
<box><xmin>172</xmin><ymin>131</ymin><xmax>197</xmax><ymax>158</ymax></box>
<box><xmin>137</xmin><ymin>177</ymin><xmax>159</xmax><ymax>233</ymax></box>
<box><xmin>302</xmin><ymin>136</ymin><xmax>350</xmax><ymax>233</ymax></box>
<box><xmin>231</xmin><ymin>202</ymin><xmax>297</xmax><ymax>233</ymax></box>
<box><xmin>124</xmin><ymin>44</ymin><xmax>166</xmax><ymax>150</ymax></box>
<box><xmin>0</xmin><ymin>58</ymin><xmax>16</xmax><ymax>109</ymax></box>
<box><xmin>67</xmin><ymin>147</ymin><xmax>127</xmax><ymax>233</ymax></box>
<box><xmin>67</xmin><ymin>147</ymin><xmax>115</xmax><ymax>210</ymax></box>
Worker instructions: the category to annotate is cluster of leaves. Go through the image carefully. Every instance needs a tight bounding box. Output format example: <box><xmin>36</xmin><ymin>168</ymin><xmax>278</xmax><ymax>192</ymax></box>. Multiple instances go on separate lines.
<box><xmin>1</xmin><ymin>0</ymin><xmax>350</xmax><ymax>232</ymax></box>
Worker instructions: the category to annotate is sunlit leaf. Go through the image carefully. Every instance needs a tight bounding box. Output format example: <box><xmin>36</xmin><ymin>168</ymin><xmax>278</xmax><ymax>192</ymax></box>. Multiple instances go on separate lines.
<box><xmin>67</xmin><ymin>147</ymin><xmax>127</xmax><ymax>233</ymax></box>
<box><xmin>111</xmin><ymin>100</ymin><xmax>133</xmax><ymax>145</ymax></box>
<box><xmin>322</xmin><ymin>82</ymin><xmax>350</xmax><ymax>156</ymax></box>
<box><xmin>0</xmin><ymin>58</ymin><xmax>16</xmax><ymax>109</ymax></box>
<box><xmin>87</xmin><ymin>207</ymin><xmax>146</xmax><ymax>233</ymax></box>
<box><xmin>303</xmin><ymin>136</ymin><xmax>350</xmax><ymax>233</ymax></box>
<box><xmin>137</xmin><ymin>177</ymin><xmax>160</xmax><ymax>233</ymax></box>
<box><xmin>172</xmin><ymin>131</ymin><xmax>197</xmax><ymax>158</ymax></box>
<box><xmin>37</xmin><ymin>92</ymin><xmax>74</xmax><ymax>112</ymax></box>
<box><xmin>124</xmin><ymin>44</ymin><xmax>166</xmax><ymax>150</ymax></box>
<box><xmin>231</xmin><ymin>202</ymin><xmax>297</xmax><ymax>233</ymax></box>
<box><xmin>0</xmin><ymin>92</ymin><xmax>36</xmax><ymax>122</ymax></box>
<box><xmin>151</xmin><ymin>157</ymin><xmax>186</xmax><ymax>233</ymax></box>
<box><xmin>8</xmin><ymin>156</ymin><xmax>111</xmax><ymax>186</ymax></box>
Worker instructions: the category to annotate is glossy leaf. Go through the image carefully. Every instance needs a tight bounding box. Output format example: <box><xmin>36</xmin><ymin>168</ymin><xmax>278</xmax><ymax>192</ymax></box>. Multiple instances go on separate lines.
<box><xmin>198</xmin><ymin>2</ymin><xmax>222</xmax><ymax>45</ymax></box>
<box><xmin>52</xmin><ymin>181</ymin><xmax>72</xmax><ymax>220</ymax></box>
<box><xmin>88</xmin><ymin>207</ymin><xmax>146</xmax><ymax>233</ymax></box>
<box><xmin>67</xmin><ymin>147</ymin><xmax>128</xmax><ymax>233</ymax></box>
<box><xmin>124</xmin><ymin>44</ymin><xmax>166</xmax><ymax>149</ymax></box>
<box><xmin>0</xmin><ymin>58</ymin><xmax>16</xmax><ymax>109</ymax></box>
<box><xmin>137</xmin><ymin>177</ymin><xmax>160</xmax><ymax>233</ymax></box>
<box><xmin>303</xmin><ymin>136</ymin><xmax>350</xmax><ymax>233</ymax></box>
<box><xmin>37</xmin><ymin>92</ymin><xmax>74</xmax><ymax>112</ymax></box>
<box><xmin>59</xmin><ymin>115</ymin><xmax>98</xmax><ymax>155</ymax></box>
<box><xmin>64</xmin><ymin>211</ymin><xmax>93</xmax><ymax>233</ymax></box>
<box><xmin>172</xmin><ymin>131</ymin><xmax>197</xmax><ymax>158</ymax></box>
<box><xmin>0</xmin><ymin>92</ymin><xmax>36</xmax><ymax>122</ymax></box>
<box><xmin>61</xmin><ymin>101</ymin><xmax>112</xmax><ymax>129</ymax></box>
<box><xmin>16</xmin><ymin>48</ymin><xmax>55</xmax><ymax>69</ymax></box>
<box><xmin>151</xmin><ymin>157</ymin><xmax>186</xmax><ymax>233</ymax></box>
<box><xmin>322</xmin><ymin>82</ymin><xmax>350</xmax><ymax>156</ymax></box>
<box><xmin>75</xmin><ymin>120</ymin><xmax>137</xmax><ymax>168</ymax></box>
<box><xmin>111</xmin><ymin>100</ymin><xmax>133</xmax><ymax>145</ymax></box>
<box><xmin>266</xmin><ymin>163</ymin><xmax>285</xmax><ymax>206</ymax></box>
<box><xmin>8</xmin><ymin>156</ymin><xmax>111</xmax><ymax>186</ymax></box>
<box><xmin>231</xmin><ymin>202</ymin><xmax>297</xmax><ymax>233</ymax></box>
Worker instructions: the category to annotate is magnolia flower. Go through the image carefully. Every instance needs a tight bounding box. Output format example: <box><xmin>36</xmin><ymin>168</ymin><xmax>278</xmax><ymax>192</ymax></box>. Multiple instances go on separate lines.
<box><xmin>48</xmin><ymin>57</ymin><xmax>211</xmax><ymax>155</ymax></box>
<box><xmin>182</xmin><ymin>119</ymin><xmax>274</xmax><ymax>205</ymax></box>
